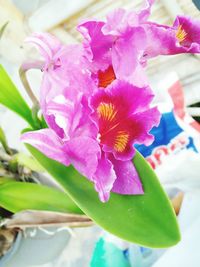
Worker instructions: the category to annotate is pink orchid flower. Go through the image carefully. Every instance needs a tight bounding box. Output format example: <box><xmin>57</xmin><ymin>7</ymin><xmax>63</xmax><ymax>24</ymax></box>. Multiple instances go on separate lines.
<box><xmin>21</xmin><ymin>31</ymin><xmax>160</xmax><ymax>201</ymax></box>
<box><xmin>26</xmin><ymin>32</ymin><xmax>96</xmax><ymax>137</ymax></box>
<box><xmin>78</xmin><ymin>0</ymin><xmax>200</xmax><ymax>76</ymax></box>
<box><xmin>143</xmin><ymin>15</ymin><xmax>200</xmax><ymax>59</ymax></box>
<box><xmin>21</xmin><ymin>2</ymin><xmax>162</xmax><ymax>202</ymax></box>
<box><xmin>77</xmin><ymin>0</ymin><xmax>154</xmax><ymax>88</ymax></box>
<box><xmin>22</xmin><ymin>78</ymin><xmax>160</xmax><ymax>202</ymax></box>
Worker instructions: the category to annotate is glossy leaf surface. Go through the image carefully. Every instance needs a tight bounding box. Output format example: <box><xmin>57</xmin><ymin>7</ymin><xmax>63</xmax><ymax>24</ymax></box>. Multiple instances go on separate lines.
<box><xmin>0</xmin><ymin>65</ymin><xmax>35</xmax><ymax>128</ymax></box>
<box><xmin>0</xmin><ymin>127</ymin><xmax>11</xmax><ymax>154</ymax></box>
<box><xmin>27</xmin><ymin>145</ymin><xmax>180</xmax><ymax>248</ymax></box>
<box><xmin>0</xmin><ymin>178</ymin><xmax>83</xmax><ymax>214</ymax></box>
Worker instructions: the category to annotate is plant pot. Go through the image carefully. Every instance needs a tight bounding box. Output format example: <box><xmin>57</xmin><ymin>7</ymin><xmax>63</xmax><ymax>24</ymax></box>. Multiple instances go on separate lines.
<box><xmin>0</xmin><ymin>227</ymin><xmax>71</xmax><ymax>267</ymax></box>
<box><xmin>0</xmin><ymin>225</ymin><xmax>101</xmax><ymax>267</ymax></box>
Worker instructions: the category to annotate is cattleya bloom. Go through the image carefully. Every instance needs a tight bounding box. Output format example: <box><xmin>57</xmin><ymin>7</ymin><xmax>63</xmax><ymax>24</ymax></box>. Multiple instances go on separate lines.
<box><xmin>22</xmin><ymin>68</ymin><xmax>160</xmax><ymax>202</ymax></box>
<box><xmin>22</xmin><ymin>0</ymin><xmax>200</xmax><ymax>202</ymax></box>
<box><xmin>21</xmin><ymin>29</ymin><xmax>160</xmax><ymax>202</ymax></box>
<box><xmin>143</xmin><ymin>15</ymin><xmax>200</xmax><ymax>58</ymax></box>
<box><xmin>78</xmin><ymin>0</ymin><xmax>200</xmax><ymax>71</ymax></box>
<box><xmin>77</xmin><ymin>0</ymin><xmax>155</xmax><ymax>88</ymax></box>
<box><xmin>25</xmin><ymin>32</ymin><xmax>95</xmax><ymax>133</ymax></box>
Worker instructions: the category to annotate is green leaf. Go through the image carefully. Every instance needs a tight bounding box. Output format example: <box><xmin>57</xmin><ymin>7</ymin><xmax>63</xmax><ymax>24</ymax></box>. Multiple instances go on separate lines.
<box><xmin>0</xmin><ymin>178</ymin><xmax>83</xmax><ymax>214</ymax></box>
<box><xmin>0</xmin><ymin>22</ymin><xmax>9</xmax><ymax>40</ymax></box>
<box><xmin>27</xmin><ymin>144</ymin><xmax>180</xmax><ymax>248</ymax></box>
<box><xmin>14</xmin><ymin>152</ymin><xmax>44</xmax><ymax>172</ymax></box>
<box><xmin>0</xmin><ymin>65</ymin><xmax>35</xmax><ymax>128</ymax></box>
<box><xmin>0</xmin><ymin>126</ymin><xmax>11</xmax><ymax>154</ymax></box>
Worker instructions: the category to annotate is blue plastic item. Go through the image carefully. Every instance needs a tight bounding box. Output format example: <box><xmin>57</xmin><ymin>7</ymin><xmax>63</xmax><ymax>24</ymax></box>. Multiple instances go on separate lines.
<box><xmin>90</xmin><ymin>238</ymin><xmax>131</xmax><ymax>267</ymax></box>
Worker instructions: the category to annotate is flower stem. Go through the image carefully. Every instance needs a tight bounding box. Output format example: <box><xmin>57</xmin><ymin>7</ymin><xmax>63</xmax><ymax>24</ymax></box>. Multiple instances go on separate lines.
<box><xmin>19</xmin><ymin>61</ymin><xmax>43</xmax><ymax>107</ymax></box>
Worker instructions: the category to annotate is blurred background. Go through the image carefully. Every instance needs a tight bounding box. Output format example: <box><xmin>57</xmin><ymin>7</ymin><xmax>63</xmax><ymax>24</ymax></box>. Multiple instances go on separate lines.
<box><xmin>1</xmin><ymin>0</ymin><xmax>200</xmax><ymax>266</ymax></box>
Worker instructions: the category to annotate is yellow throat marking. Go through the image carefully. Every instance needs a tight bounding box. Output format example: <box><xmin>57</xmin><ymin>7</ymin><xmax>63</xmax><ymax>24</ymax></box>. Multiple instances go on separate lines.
<box><xmin>176</xmin><ymin>25</ymin><xmax>187</xmax><ymax>43</ymax></box>
<box><xmin>114</xmin><ymin>131</ymin><xmax>129</xmax><ymax>152</ymax></box>
<box><xmin>97</xmin><ymin>102</ymin><xmax>117</xmax><ymax>122</ymax></box>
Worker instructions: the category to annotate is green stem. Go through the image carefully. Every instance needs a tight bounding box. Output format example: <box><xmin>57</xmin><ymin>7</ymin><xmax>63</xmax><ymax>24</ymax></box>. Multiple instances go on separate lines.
<box><xmin>0</xmin><ymin>127</ymin><xmax>12</xmax><ymax>155</ymax></box>
<box><xmin>19</xmin><ymin>62</ymin><xmax>42</xmax><ymax>107</ymax></box>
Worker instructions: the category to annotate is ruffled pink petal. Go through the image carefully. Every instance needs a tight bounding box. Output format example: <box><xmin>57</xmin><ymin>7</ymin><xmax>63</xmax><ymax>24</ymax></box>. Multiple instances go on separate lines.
<box><xmin>173</xmin><ymin>15</ymin><xmax>200</xmax><ymax>52</ymax></box>
<box><xmin>102</xmin><ymin>8</ymin><xmax>129</xmax><ymax>36</ymax></box>
<box><xmin>91</xmin><ymin>80</ymin><xmax>154</xmax><ymax>115</ymax></box>
<box><xmin>39</xmin><ymin>76</ymin><xmax>65</xmax><ymax>139</ymax></box>
<box><xmin>110</xmin><ymin>155</ymin><xmax>144</xmax><ymax>195</ymax></box>
<box><xmin>46</xmin><ymin>95</ymin><xmax>82</xmax><ymax>139</ymax></box>
<box><xmin>90</xmin><ymin>80</ymin><xmax>160</xmax><ymax>161</ymax></box>
<box><xmin>144</xmin><ymin>15</ymin><xmax>200</xmax><ymax>59</ymax></box>
<box><xmin>92</xmin><ymin>153</ymin><xmax>117</xmax><ymax>202</ymax></box>
<box><xmin>42</xmin><ymin>45</ymin><xmax>96</xmax><ymax>100</ymax></box>
<box><xmin>26</xmin><ymin>32</ymin><xmax>62</xmax><ymax>63</ymax></box>
<box><xmin>76</xmin><ymin>96</ymin><xmax>99</xmax><ymax>139</ymax></box>
<box><xmin>143</xmin><ymin>22</ymin><xmax>176</xmax><ymax>58</ymax></box>
<box><xmin>126</xmin><ymin>64</ymin><xmax>148</xmax><ymax>88</ymax></box>
<box><xmin>138</xmin><ymin>0</ymin><xmax>155</xmax><ymax>23</ymax></box>
<box><xmin>77</xmin><ymin>20</ymin><xmax>113</xmax><ymax>71</ymax></box>
<box><xmin>45</xmin><ymin>114</ymin><xmax>65</xmax><ymax>139</ymax></box>
<box><xmin>27</xmin><ymin>34</ymin><xmax>92</xmax><ymax>116</ymax></box>
<box><xmin>130</xmin><ymin>107</ymin><xmax>161</xmax><ymax>146</ymax></box>
<box><xmin>50</xmin><ymin>44</ymin><xmax>94</xmax><ymax>91</ymax></box>
<box><xmin>46</xmin><ymin>94</ymin><xmax>98</xmax><ymax>142</ymax></box>
<box><xmin>64</xmin><ymin>137</ymin><xmax>101</xmax><ymax>179</ymax></box>
<box><xmin>21</xmin><ymin>129</ymin><xmax>69</xmax><ymax>166</ymax></box>
<box><xmin>102</xmin><ymin>0</ymin><xmax>154</xmax><ymax>36</ymax></box>
<box><xmin>112</xmin><ymin>27</ymin><xmax>147</xmax><ymax>86</ymax></box>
